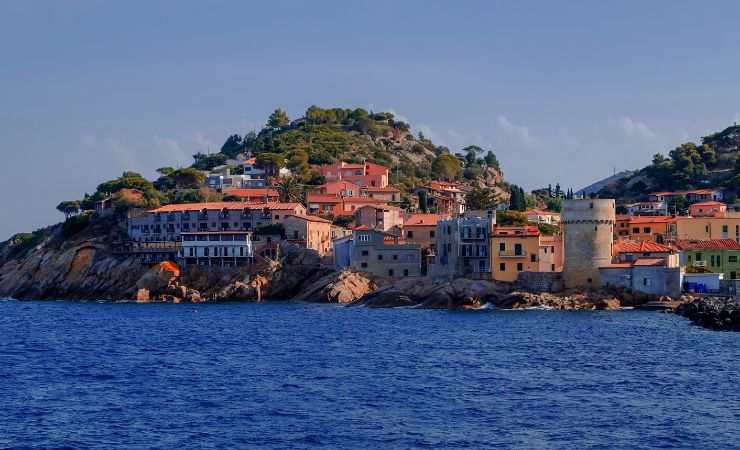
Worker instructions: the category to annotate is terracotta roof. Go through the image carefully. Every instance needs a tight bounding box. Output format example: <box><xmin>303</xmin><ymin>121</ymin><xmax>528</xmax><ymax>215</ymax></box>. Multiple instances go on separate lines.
<box><xmin>152</xmin><ymin>202</ymin><xmax>252</xmax><ymax>212</ymax></box>
<box><xmin>628</xmin><ymin>216</ymin><xmax>674</xmax><ymax>224</ymax></box>
<box><xmin>306</xmin><ymin>194</ymin><xmax>342</xmax><ymax>203</ymax></box>
<box><xmin>364</xmin><ymin>186</ymin><xmax>400</xmax><ymax>192</ymax></box>
<box><xmin>253</xmin><ymin>202</ymin><xmax>304</xmax><ymax>210</ymax></box>
<box><xmin>614</xmin><ymin>240</ymin><xmax>673</xmax><ymax>254</ymax></box>
<box><xmin>526</xmin><ymin>209</ymin><xmax>560</xmax><ymax>216</ymax></box>
<box><xmin>315</xmin><ymin>180</ymin><xmax>362</xmax><ymax>191</ymax></box>
<box><xmin>632</xmin><ymin>257</ymin><xmax>668</xmax><ymax>267</ymax></box>
<box><xmin>493</xmin><ymin>226</ymin><xmax>540</xmax><ymax>237</ymax></box>
<box><xmin>690</xmin><ymin>201</ymin><xmax>726</xmax><ymax>207</ymax></box>
<box><xmin>364</xmin><ymin>162</ymin><xmax>390</xmax><ymax>175</ymax></box>
<box><xmin>601</xmin><ymin>263</ymin><xmax>634</xmax><ymax>269</ymax></box>
<box><xmin>224</xmin><ymin>188</ymin><xmax>279</xmax><ymax>198</ymax></box>
<box><xmin>341</xmin><ymin>197</ymin><xmax>386</xmax><ymax>203</ymax></box>
<box><xmin>651</xmin><ymin>189</ymin><xmax>720</xmax><ymax>196</ymax></box>
<box><xmin>404</xmin><ymin>214</ymin><xmax>446</xmax><ymax>227</ymax></box>
<box><xmin>353</xmin><ymin>225</ymin><xmax>370</xmax><ymax>231</ymax></box>
<box><xmin>284</xmin><ymin>214</ymin><xmax>332</xmax><ymax>224</ymax></box>
<box><xmin>675</xmin><ymin>239</ymin><xmax>740</xmax><ymax>250</ymax></box>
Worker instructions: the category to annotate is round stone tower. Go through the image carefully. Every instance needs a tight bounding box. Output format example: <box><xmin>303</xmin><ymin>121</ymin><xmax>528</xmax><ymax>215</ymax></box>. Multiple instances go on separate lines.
<box><xmin>561</xmin><ymin>198</ymin><xmax>615</xmax><ymax>289</ymax></box>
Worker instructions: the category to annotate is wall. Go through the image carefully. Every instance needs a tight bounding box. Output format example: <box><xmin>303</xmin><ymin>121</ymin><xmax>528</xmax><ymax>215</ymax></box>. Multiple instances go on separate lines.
<box><xmin>516</xmin><ymin>272</ymin><xmax>564</xmax><ymax>293</ymax></box>
<box><xmin>562</xmin><ymin>199</ymin><xmax>615</xmax><ymax>289</ymax></box>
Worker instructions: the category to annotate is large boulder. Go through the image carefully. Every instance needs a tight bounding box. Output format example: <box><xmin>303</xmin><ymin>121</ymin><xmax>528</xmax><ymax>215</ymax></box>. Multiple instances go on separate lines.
<box><xmin>135</xmin><ymin>261</ymin><xmax>181</xmax><ymax>294</ymax></box>
<box><xmin>295</xmin><ymin>270</ymin><xmax>378</xmax><ymax>303</ymax></box>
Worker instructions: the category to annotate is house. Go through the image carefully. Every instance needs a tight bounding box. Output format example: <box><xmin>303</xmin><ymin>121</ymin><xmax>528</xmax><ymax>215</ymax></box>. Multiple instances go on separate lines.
<box><xmin>341</xmin><ymin>228</ymin><xmax>421</xmax><ymax>278</ymax></box>
<box><xmin>223</xmin><ymin>188</ymin><xmax>280</xmax><ymax>203</ymax></box>
<box><xmin>649</xmin><ymin>188</ymin><xmax>724</xmax><ymax>203</ymax></box>
<box><xmin>354</xmin><ymin>205</ymin><xmax>404</xmax><ymax>232</ymax></box>
<box><xmin>525</xmin><ymin>209</ymin><xmax>561</xmax><ymax>225</ymax></box>
<box><xmin>689</xmin><ymin>201</ymin><xmax>727</xmax><ymax>218</ymax></box>
<box><xmin>623</xmin><ymin>201</ymin><xmax>667</xmax><ymax>216</ymax></box>
<box><xmin>675</xmin><ymin>239</ymin><xmax>740</xmax><ymax>280</ymax></box>
<box><xmin>600</xmin><ymin>258</ymin><xmax>681</xmax><ymax>298</ymax></box>
<box><xmin>305</xmin><ymin>194</ymin><xmax>386</xmax><ymax>217</ymax></box>
<box><xmin>320</xmin><ymin>161</ymin><xmax>390</xmax><ymax>188</ymax></box>
<box><xmin>179</xmin><ymin>231</ymin><xmax>253</xmax><ymax>267</ymax></box>
<box><xmin>538</xmin><ymin>235</ymin><xmax>563</xmax><ymax>273</ymax></box>
<box><xmin>615</xmin><ymin>216</ymin><xmax>674</xmax><ymax>243</ymax></box>
<box><xmin>362</xmin><ymin>186</ymin><xmax>401</xmax><ymax>203</ymax></box>
<box><xmin>311</xmin><ymin>180</ymin><xmax>361</xmax><ymax>197</ymax></box>
<box><xmin>682</xmin><ymin>272</ymin><xmax>724</xmax><ymax>294</ymax></box>
<box><xmin>416</xmin><ymin>181</ymin><xmax>467</xmax><ymax>216</ymax></box>
<box><xmin>282</xmin><ymin>215</ymin><xmax>333</xmax><ymax>256</ymax></box>
<box><xmin>403</xmin><ymin>214</ymin><xmax>448</xmax><ymax>253</ymax></box>
<box><xmin>490</xmin><ymin>226</ymin><xmax>541</xmax><ymax>282</ymax></box>
<box><xmin>670</xmin><ymin>216</ymin><xmax>740</xmax><ymax>242</ymax></box>
<box><xmin>612</xmin><ymin>240</ymin><xmax>678</xmax><ymax>267</ymax></box>
<box><xmin>432</xmin><ymin>216</ymin><xmax>494</xmax><ymax>279</ymax></box>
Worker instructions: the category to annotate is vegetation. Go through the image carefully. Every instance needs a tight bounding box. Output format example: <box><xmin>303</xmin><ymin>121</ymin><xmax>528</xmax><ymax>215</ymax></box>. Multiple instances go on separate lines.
<box><xmin>61</xmin><ymin>212</ymin><xmax>92</xmax><ymax>238</ymax></box>
<box><xmin>465</xmin><ymin>184</ymin><xmax>498</xmax><ymax>210</ymax></box>
<box><xmin>496</xmin><ymin>211</ymin><xmax>527</xmax><ymax>226</ymax></box>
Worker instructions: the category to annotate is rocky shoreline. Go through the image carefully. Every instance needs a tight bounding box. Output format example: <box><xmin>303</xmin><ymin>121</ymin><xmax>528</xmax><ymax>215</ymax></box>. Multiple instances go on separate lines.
<box><xmin>676</xmin><ymin>298</ymin><xmax>740</xmax><ymax>331</ymax></box>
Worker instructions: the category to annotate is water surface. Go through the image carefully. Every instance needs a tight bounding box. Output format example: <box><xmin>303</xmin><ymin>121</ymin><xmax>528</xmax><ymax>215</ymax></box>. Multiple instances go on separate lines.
<box><xmin>1</xmin><ymin>300</ymin><xmax>739</xmax><ymax>449</ymax></box>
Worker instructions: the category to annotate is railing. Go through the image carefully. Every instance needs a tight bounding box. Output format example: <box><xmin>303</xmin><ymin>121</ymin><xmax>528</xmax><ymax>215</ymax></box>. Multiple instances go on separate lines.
<box><xmin>499</xmin><ymin>251</ymin><xmax>527</xmax><ymax>258</ymax></box>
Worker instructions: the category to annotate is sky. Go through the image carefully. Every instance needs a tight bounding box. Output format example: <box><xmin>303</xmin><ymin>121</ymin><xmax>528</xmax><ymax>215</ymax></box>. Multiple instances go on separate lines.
<box><xmin>1</xmin><ymin>0</ymin><xmax>740</xmax><ymax>240</ymax></box>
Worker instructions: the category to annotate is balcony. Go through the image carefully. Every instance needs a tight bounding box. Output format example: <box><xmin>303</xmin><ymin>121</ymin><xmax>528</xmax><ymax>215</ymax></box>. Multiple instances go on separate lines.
<box><xmin>499</xmin><ymin>251</ymin><xmax>527</xmax><ymax>258</ymax></box>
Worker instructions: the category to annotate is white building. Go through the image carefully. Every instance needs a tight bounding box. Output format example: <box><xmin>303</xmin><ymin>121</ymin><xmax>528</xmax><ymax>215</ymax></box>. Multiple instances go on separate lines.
<box><xmin>179</xmin><ymin>231</ymin><xmax>253</xmax><ymax>267</ymax></box>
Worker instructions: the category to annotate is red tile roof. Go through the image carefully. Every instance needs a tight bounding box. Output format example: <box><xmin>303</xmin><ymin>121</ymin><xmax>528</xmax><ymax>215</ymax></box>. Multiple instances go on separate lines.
<box><xmin>364</xmin><ymin>186</ymin><xmax>400</xmax><ymax>192</ymax></box>
<box><xmin>493</xmin><ymin>226</ymin><xmax>540</xmax><ymax>237</ymax></box>
<box><xmin>632</xmin><ymin>257</ymin><xmax>668</xmax><ymax>267</ymax></box>
<box><xmin>306</xmin><ymin>194</ymin><xmax>342</xmax><ymax>203</ymax></box>
<box><xmin>628</xmin><ymin>216</ymin><xmax>674</xmax><ymax>224</ymax></box>
<box><xmin>284</xmin><ymin>214</ymin><xmax>332</xmax><ymax>224</ymax></box>
<box><xmin>614</xmin><ymin>240</ymin><xmax>674</xmax><ymax>254</ymax></box>
<box><xmin>690</xmin><ymin>201</ymin><xmax>726</xmax><ymax>207</ymax></box>
<box><xmin>675</xmin><ymin>239</ymin><xmax>740</xmax><ymax>250</ymax></box>
<box><xmin>404</xmin><ymin>214</ymin><xmax>447</xmax><ymax>227</ymax></box>
<box><xmin>152</xmin><ymin>202</ymin><xmax>253</xmax><ymax>212</ymax></box>
<box><xmin>224</xmin><ymin>188</ymin><xmax>279</xmax><ymax>198</ymax></box>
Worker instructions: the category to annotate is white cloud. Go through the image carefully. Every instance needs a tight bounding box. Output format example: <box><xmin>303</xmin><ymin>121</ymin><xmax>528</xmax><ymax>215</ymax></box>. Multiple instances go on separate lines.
<box><xmin>619</xmin><ymin>116</ymin><xmax>656</xmax><ymax>140</ymax></box>
<box><xmin>496</xmin><ymin>115</ymin><xmax>537</xmax><ymax>146</ymax></box>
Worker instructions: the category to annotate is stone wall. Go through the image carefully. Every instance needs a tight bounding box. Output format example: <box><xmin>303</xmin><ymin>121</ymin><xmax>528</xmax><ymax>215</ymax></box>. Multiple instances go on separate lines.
<box><xmin>515</xmin><ymin>271</ymin><xmax>564</xmax><ymax>293</ymax></box>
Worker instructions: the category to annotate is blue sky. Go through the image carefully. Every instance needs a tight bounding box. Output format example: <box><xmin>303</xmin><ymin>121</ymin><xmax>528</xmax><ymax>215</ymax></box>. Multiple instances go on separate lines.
<box><xmin>1</xmin><ymin>1</ymin><xmax>739</xmax><ymax>239</ymax></box>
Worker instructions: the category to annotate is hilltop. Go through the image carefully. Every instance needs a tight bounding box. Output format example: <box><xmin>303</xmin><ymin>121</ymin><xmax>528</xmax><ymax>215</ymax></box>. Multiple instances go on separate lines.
<box><xmin>595</xmin><ymin>124</ymin><xmax>740</xmax><ymax>204</ymax></box>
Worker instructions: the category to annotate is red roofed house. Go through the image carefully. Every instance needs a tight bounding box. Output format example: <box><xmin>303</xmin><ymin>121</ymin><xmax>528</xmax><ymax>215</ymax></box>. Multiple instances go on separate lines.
<box><xmin>675</xmin><ymin>239</ymin><xmax>740</xmax><ymax>280</ymax></box>
<box><xmin>490</xmin><ymin>226</ymin><xmax>541</xmax><ymax>282</ymax></box>
<box><xmin>649</xmin><ymin>188</ymin><xmax>723</xmax><ymax>203</ymax></box>
<box><xmin>689</xmin><ymin>201</ymin><xmax>727</xmax><ymax>218</ymax></box>
<box><xmin>538</xmin><ymin>235</ymin><xmax>563</xmax><ymax>273</ymax></box>
<box><xmin>416</xmin><ymin>181</ymin><xmax>467</xmax><ymax>216</ymax></box>
<box><xmin>306</xmin><ymin>194</ymin><xmax>387</xmax><ymax>217</ymax></box>
<box><xmin>612</xmin><ymin>240</ymin><xmax>678</xmax><ymax>267</ymax></box>
<box><xmin>311</xmin><ymin>180</ymin><xmax>362</xmax><ymax>198</ymax></box>
<box><xmin>320</xmin><ymin>161</ymin><xmax>390</xmax><ymax>188</ymax></box>
<box><xmin>403</xmin><ymin>214</ymin><xmax>449</xmax><ymax>254</ymax></box>
<box><xmin>599</xmin><ymin>256</ymin><xmax>681</xmax><ymax>298</ymax></box>
<box><xmin>224</xmin><ymin>188</ymin><xmax>280</xmax><ymax>203</ymax></box>
<box><xmin>362</xmin><ymin>186</ymin><xmax>401</xmax><ymax>203</ymax></box>
<box><xmin>614</xmin><ymin>216</ymin><xmax>674</xmax><ymax>243</ymax></box>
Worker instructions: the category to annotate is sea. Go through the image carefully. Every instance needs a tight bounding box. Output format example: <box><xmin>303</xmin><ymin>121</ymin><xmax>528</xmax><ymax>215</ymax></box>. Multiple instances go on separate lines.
<box><xmin>1</xmin><ymin>299</ymin><xmax>739</xmax><ymax>449</ymax></box>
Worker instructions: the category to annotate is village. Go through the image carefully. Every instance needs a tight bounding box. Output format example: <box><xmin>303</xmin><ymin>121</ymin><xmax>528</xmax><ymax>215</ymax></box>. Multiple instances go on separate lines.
<box><xmin>119</xmin><ymin>154</ymin><xmax>740</xmax><ymax>300</ymax></box>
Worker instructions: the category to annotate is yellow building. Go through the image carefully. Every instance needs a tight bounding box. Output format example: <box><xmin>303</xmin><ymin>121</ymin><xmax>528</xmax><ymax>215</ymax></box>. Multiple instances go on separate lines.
<box><xmin>670</xmin><ymin>216</ymin><xmax>740</xmax><ymax>243</ymax></box>
<box><xmin>490</xmin><ymin>226</ymin><xmax>541</xmax><ymax>282</ymax></box>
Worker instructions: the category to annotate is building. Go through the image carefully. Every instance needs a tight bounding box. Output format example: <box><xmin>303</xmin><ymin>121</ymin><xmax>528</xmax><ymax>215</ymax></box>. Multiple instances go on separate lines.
<box><xmin>561</xmin><ymin>199</ymin><xmax>616</xmax><ymax>289</ymax></box>
<box><xmin>127</xmin><ymin>202</ymin><xmax>305</xmax><ymax>243</ymax></box>
<box><xmin>612</xmin><ymin>240</ymin><xmax>678</xmax><ymax>266</ymax></box>
<box><xmin>599</xmin><ymin>258</ymin><xmax>681</xmax><ymax>298</ymax></box>
<box><xmin>432</xmin><ymin>215</ymin><xmax>495</xmax><ymax>279</ymax></box>
<box><xmin>344</xmin><ymin>228</ymin><xmax>421</xmax><ymax>278</ymax></box>
<box><xmin>311</xmin><ymin>181</ymin><xmax>362</xmax><ymax>197</ymax></box>
<box><xmin>205</xmin><ymin>165</ymin><xmax>267</xmax><ymax>191</ymax></box>
<box><xmin>525</xmin><ymin>209</ymin><xmax>561</xmax><ymax>225</ymax></box>
<box><xmin>282</xmin><ymin>215</ymin><xmax>333</xmax><ymax>256</ymax></box>
<box><xmin>354</xmin><ymin>205</ymin><xmax>404</xmax><ymax>232</ymax></box>
<box><xmin>403</xmin><ymin>214</ymin><xmax>447</xmax><ymax>253</ymax></box>
<box><xmin>623</xmin><ymin>201</ymin><xmax>667</xmax><ymax>216</ymax></box>
<box><xmin>305</xmin><ymin>194</ymin><xmax>386</xmax><ymax>217</ymax></box>
<box><xmin>416</xmin><ymin>181</ymin><xmax>467</xmax><ymax>216</ymax></box>
<box><xmin>490</xmin><ymin>226</ymin><xmax>541</xmax><ymax>282</ymax></box>
<box><xmin>614</xmin><ymin>216</ymin><xmax>673</xmax><ymax>243</ymax></box>
<box><xmin>682</xmin><ymin>272</ymin><xmax>724</xmax><ymax>294</ymax></box>
<box><xmin>223</xmin><ymin>188</ymin><xmax>280</xmax><ymax>203</ymax></box>
<box><xmin>179</xmin><ymin>231</ymin><xmax>253</xmax><ymax>267</ymax></box>
<box><xmin>675</xmin><ymin>239</ymin><xmax>740</xmax><ymax>280</ymax></box>
<box><xmin>538</xmin><ymin>235</ymin><xmax>563</xmax><ymax>273</ymax></box>
<box><xmin>689</xmin><ymin>201</ymin><xmax>727</xmax><ymax>218</ymax></box>
<box><xmin>363</xmin><ymin>186</ymin><xmax>401</xmax><ymax>203</ymax></box>
<box><xmin>649</xmin><ymin>188</ymin><xmax>724</xmax><ymax>203</ymax></box>
<box><xmin>670</xmin><ymin>216</ymin><xmax>740</xmax><ymax>242</ymax></box>
<box><xmin>320</xmin><ymin>161</ymin><xmax>390</xmax><ymax>188</ymax></box>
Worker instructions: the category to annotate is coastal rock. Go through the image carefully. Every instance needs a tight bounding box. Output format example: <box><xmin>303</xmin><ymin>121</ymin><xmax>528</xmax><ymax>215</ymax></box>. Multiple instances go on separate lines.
<box><xmin>135</xmin><ymin>288</ymin><xmax>150</xmax><ymax>302</ymax></box>
<box><xmin>676</xmin><ymin>297</ymin><xmax>740</xmax><ymax>331</ymax></box>
<box><xmin>499</xmin><ymin>291</ymin><xmax>622</xmax><ymax>310</ymax></box>
<box><xmin>135</xmin><ymin>261</ymin><xmax>181</xmax><ymax>293</ymax></box>
<box><xmin>262</xmin><ymin>244</ymin><xmax>335</xmax><ymax>299</ymax></box>
<box><xmin>294</xmin><ymin>270</ymin><xmax>378</xmax><ymax>303</ymax></box>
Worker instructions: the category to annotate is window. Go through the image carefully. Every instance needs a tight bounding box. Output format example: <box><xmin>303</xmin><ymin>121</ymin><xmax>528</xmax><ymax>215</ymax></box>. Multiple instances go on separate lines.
<box><xmin>632</xmin><ymin>227</ymin><xmax>640</xmax><ymax>234</ymax></box>
<box><xmin>479</xmin><ymin>260</ymin><xmax>485</xmax><ymax>271</ymax></box>
<box><xmin>406</xmin><ymin>230</ymin><xmax>414</xmax><ymax>238</ymax></box>
<box><xmin>515</xmin><ymin>243</ymin><xmax>522</xmax><ymax>255</ymax></box>
<box><xmin>430</xmin><ymin>230</ymin><xmax>435</xmax><ymax>238</ymax></box>
<box><xmin>723</xmin><ymin>225</ymin><xmax>729</xmax><ymax>233</ymax></box>
<box><xmin>361</xmin><ymin>250</ymin><xmax>369</xmax><ymax>256</ymax></box>
<box><xmin>696</xmin><ymin>252</ymin><xmax>703</xmax><ymax>261</ymax></box>
<box><xmin>204</xmin><ymin>248</ymin><xmax>209</xmax><ymax>256</ymax></box>
<box><xmin>388</xmin><ymin>269</ymin><xmax>394</xmax><ymax>276</ymax></box>
<box><xmin>499</xmin><ymin>263</ymin><xmax>506</xmax><ymax>271</ymax></box>
<box><xmin>643</xmin><ymin>227</ymin><xmax>651</xmax><ymax>234</ymax></box>
<box><xmin>530</xmin><ymin>254</ymin><xmax>536</xmax><ymax>263</ymax></box>
<box><xmin>517</xmin><ymin>263</ymin><xmax>523</xmax><ymax>271</ymax></box>
<box><xmin>188</xmin><ymin>248</ymin><xmax>194</xmax><ymax>257</ymax></box>
<box><xmin>378</xmin><ymin>254</ymin><xmax>383</xmax><ymax>261</ymax></box>
<box><xmin>293</xmin><ymin>230</ymin><xmax>299</xmax><ymax>239</ymax></box>
<box><xmin>403</xmin><ymin>269</ymin><xmax>409</xmax><ymax>277</ymax></box>
<box><xmin>551</xmin><ymin>264</ymin><xmax>555</xmax><ymax>271</ymax></box>
<box><xmin>499</xmin><ymin>242</ymin><xmax>505</xmax><ymax>252</ymax></box>
<box><xmin>361</xmin><ymin>262</ymin><xmax>367</xmax><ymax>268</ymax></box>
<box><xmin>729</xmin><ymin>256</ymin><xmax>738</xmax><ymax>263</ymax></box>
<box><xmin>393</xmin><ymin>254</ymin><xmax>398</xmax><ymax>260</ymax></box>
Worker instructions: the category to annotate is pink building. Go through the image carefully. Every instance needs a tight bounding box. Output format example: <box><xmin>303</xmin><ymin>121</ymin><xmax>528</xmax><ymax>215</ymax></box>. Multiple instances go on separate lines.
<box><xmin>689</xmin><ymin>201</ymin><xmax>727</xmax><ymax>218</ymax></box>
<box><xmin>320</xmin><ymin>161</ymin><xmax>390</xmax><ymax>188</ymax></box>
<box><xmin>354</xmin><ymin>205</ymin><xmax>404</xmax><ymax>233</ymax></box>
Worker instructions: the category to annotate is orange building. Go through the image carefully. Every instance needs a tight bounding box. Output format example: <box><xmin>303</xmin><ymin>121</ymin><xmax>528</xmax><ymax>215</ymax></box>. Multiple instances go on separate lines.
<box><xmin>223</xmin><ymin>188</ymin><xmax>280</xmax><ymax>203</ymax></box>
<box><xmin>614</xmin><ymin>216</ymin><xmax>673</xmax><ymax>243</ymax></box>
<box><xmin>490</xmin><ymin>226</ymin><xmax>541</xmax><ymax>282</ymax></box>
<box><xmin>320</xmin><ymin>161</ymin><xmax>390</xmax><ymax>188</ymax></box>
<box><xmin>403</xmin><ymin>214</ymin><xmax>448</xmax><ymax>253</ymax></box>
<box><xmin>689</xmin><ymin>201</ymin><xmax>727</xmax><ymax>218</ymax></box>
<box><xmin>282</xmin><ymin>215</ymin><xmax>333</xmax><ymax>256</ymax></box>
<box><xmin>538</xmin><ymin>235</ymin><xmax>563</xmax><ymax>272</ymax></box>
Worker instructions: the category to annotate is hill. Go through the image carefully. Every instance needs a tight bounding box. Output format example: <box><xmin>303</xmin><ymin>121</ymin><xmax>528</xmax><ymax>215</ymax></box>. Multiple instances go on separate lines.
<box><xmin>596</xmin><ymin>124</ymin><xmax>740</xmax><ymax>203</ymax></box>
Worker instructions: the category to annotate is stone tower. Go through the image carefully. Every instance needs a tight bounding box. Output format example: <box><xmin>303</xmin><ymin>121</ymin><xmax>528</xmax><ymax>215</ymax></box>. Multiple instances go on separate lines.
<box><xmin>561</xmin><ymin>198</ymin><xmax>615</xmax><ymax>289</ymax></box>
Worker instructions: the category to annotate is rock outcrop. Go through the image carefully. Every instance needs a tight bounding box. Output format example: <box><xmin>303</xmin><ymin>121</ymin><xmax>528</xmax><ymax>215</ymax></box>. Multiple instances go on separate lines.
<box><xmin>497</xmin><ymin>291</ymin><xmax>622</xmax><ymax>310</ymax></box>
<box><xmin>676</xmin><ymin>297</ymin><xmax>740</xmax><ymax>331</ymax></box>
<box><xmin>294</xmin><ymin>270</ymin><xmax>378</xmax><ymax>304</ymax></box>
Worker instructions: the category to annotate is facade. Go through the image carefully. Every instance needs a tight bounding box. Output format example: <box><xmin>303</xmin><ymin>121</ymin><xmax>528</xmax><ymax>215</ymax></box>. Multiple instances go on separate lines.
<box><xmin>403</xmin><ymin>214</ymin><xmax>447</xmax><ymax>253</ymax></box>
<box><xmin>670</xmin><ymin>216</ymin><xmax>740</xmax><ymax>242</ymax></box>
<box><xmin>179</xmin><ymin>231</ymin><xmax>253</xmax><ymax>267</ymax></box>
<box><xmin>689</xmin><ymin>201</ymin><xmax>727</xmax><ymax>218</ymax></box>
<box><xmin>682</xmin><ymin>272</ymin><xmax>724</xmax><ymax>294</ymax></box>
<box><xmin>223</xmin><ymin>188</ymin><xmax>280</xmax><ymax>203</ymax></box>
<box><xmin>599</xmin><ymin>258</ymin><xmax>681</xmax><ymax>298</ymax></box>
<box><xmin>320</xmin><ymin>161</ymin><xmax>390</xmax><ymax>188</ymax></box>
<box><xmin>525</xmin><ymin>209</ymin><xmax>561</xmax><ymax>225</ymax></box>
<box><xmin>363</xmin><ymin>186</ymin><xmax>401</xmax><ymax>203</ymax></box>
<box><xmin>348</xmin><ymin>229</ymin><xmax>421</xmax><ymax>278</ymax></box>
<box><xmin>561</xmin><ymin>199</ymin><xmax>616</xmax><ymax>289</ymax></box>
<box><xmin>490</xmin><ymin>226</ymin><xmax>540</xmax><ymax>282</ymax></box>
<box><xmin>624</xmin><ymin>201</ymin><xmax>667</xmax><ymax>216</ymax></box>
<box><xmin>416</xmin><ymin>181</ymin><xmax>467</xmax><ymax>216</ymax></box>
<box><xmin>432</xmin><ymin>216</ymin><xmax>494</xmax><ymax>279</ymax></box>
<box><xmin>675</xmin><ymin>239</ymin><xmax>740</xmax><ymax>280</ymax></box>
<box><xmin>354</xmin><ymin>205</ymin><xmax>403</xmax><ymax>232</ymax></box>
<box><xmin>311</xmin><ymin>181</ymin><xmax>362</xmax><ymax>197</ymax></box>
<box><xmin>282</xmin><ymin>215</ymin><xmax>333</xmax><ymax>256</ymax></box>
<box><xmin>305</xmin><ymin>194</ymin><xmax>386</xmax><ymax>217</ymax></box>
<box><xmin>538</xmin><ymin>235</ymin><xmax>563</xmax><ymax>273</ymax></box>
<box><xmin>649</xmin><ymin>189</ymin><xmax>723</xmax><ymax>203</ymax></box>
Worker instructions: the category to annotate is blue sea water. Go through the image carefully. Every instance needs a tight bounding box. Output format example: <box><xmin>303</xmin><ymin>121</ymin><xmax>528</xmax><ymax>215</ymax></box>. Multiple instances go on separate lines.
<box><xmin>1</xmin><ymin>300</ymin><xmax>739</xmax><ymax>449</ymax></box>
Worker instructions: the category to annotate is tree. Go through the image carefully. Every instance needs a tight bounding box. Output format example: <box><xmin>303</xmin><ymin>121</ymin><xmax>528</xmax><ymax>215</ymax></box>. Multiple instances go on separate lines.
<box><xmin>171</xmin><ymin>168</ymin><xmax>205</xmax><ymax>189</ymax></box>
<box><xmin>267</xmin><ymin>108</ymin><xmax>290</xmax><ymax>129</ymax></box>
<box><xmin>484</xmin><ymin>151</ymin><xmax>500</xmax><ymax>170</ymax></box>
<box><xmin>56</xmin><ymin>200</ymin><xmax>81</xmax><ymax>219</ymax></box>
<box><xmin>255</xmin><ymin>152</ymin><xmax>285</xmax><ymax>178</ymax></box>
<box><xmin>220</xmin><ymin>134</ymin><xmax>244</xmax><ymax>157</ymax></box>
<box><xmin>431</xmin><ymin>154</ymin><xmax>462</xmax><ymax>181</ymax></box>
<box><xmin>276</xmin><ymin>175</ymin><xmax>302</xmax><ymax>203</ymax></box>
<box><xmin>509</xmin><ymin>184</ymin><xmax>527</xmax><ymax>211</ymax></box>
<box><xmin>156</xmin><ymin>167</ymin><xmax>175</xmax><ymax>176</ymax></box>
<box><xmin>465</xmin><ymin>185</ymin><xmax>499</xmax><ymax>210</ymax></box>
